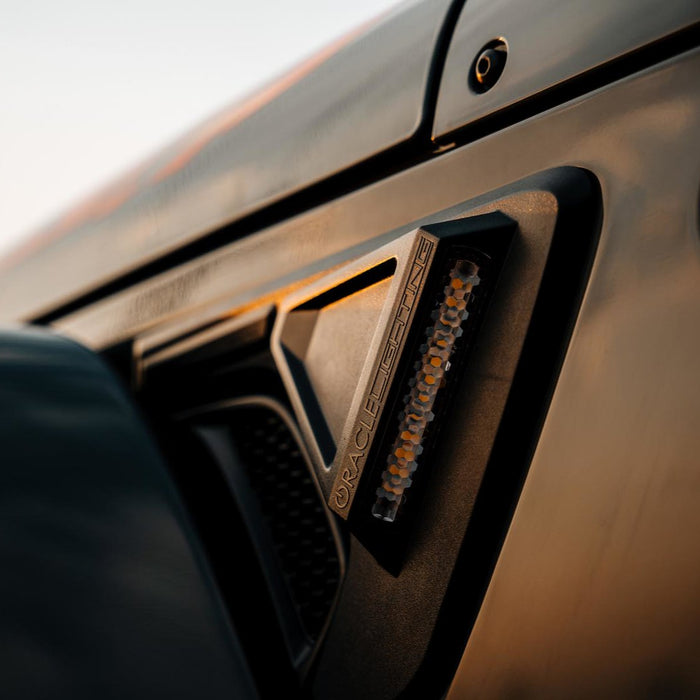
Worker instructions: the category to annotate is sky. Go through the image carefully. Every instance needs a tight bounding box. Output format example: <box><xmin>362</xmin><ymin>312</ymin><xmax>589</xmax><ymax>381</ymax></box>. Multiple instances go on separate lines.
<box><xmin>0</xmin><ymin>0</ymin><xmax>400</xmax><ymax>256</ymax></box>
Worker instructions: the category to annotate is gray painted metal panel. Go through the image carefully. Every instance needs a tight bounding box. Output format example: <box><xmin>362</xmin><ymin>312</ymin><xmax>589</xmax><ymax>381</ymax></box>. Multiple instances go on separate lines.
<box><xmin>0</xmin><ymin>0</ymin><xmax>453</xmax><ymax>323</ymax></box>
<box><xmin>433</xmin><ymin>0</ymin><xmax>699</xmax><ymax>137</ymax></box>
<box><xmin>0</xmin><ymin>327</ymin><xmax>256</xmax><ymax>699</ymax></box>
<box><xmin>51</xmin><ymin>51</ymin><xmax>700</xmax><ymax>354</ymax></box>
<box><xmin>445</xmin><ymin>56</ymin><xmax>700</xmax><ymax>695</ymax></box>
<box><xmin>50</xmin><ymin>49</ymin><xmax>700</xmax><ymax>693</ymax></box>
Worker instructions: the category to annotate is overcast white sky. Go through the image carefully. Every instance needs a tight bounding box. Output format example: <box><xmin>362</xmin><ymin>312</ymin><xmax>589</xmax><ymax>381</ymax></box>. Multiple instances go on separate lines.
<box><xmin>0</xmin><ymin>0</ymin><xmax>400</xmax><ymax>256</ymax></box>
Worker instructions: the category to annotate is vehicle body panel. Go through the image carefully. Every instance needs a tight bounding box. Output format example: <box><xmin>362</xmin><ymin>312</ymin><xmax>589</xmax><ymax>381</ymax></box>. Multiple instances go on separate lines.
<box><xmin>434</xmin><ymin>0</ymin><xmax>700</xmax><ymax>136</ymax></box>
<box><xmin>0</xmin><ymin>1</ymin><xmax>699</xmax><ymax>697</ymax></box>
<box><xmin>0</xmin><ymin>0</ymin><xmax>453</xmax><ymax>323</ymax></box>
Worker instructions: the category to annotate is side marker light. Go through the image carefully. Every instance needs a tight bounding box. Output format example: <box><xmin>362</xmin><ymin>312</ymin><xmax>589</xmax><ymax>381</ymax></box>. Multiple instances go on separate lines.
<box><xmin>372</xmin><ymin>260</ymin><xmax>481</xmax><ymax>522</ymax></box>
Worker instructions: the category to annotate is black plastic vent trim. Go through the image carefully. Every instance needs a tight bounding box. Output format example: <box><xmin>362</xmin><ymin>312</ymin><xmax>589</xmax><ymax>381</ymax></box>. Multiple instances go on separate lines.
<box><xmin>176</xmin><ymin>396</ymin><xmax>345</xmax><ymax>675</ymax></box>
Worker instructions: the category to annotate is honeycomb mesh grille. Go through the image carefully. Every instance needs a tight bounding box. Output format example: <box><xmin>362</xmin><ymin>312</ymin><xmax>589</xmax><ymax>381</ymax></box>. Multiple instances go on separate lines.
<box><xmin>229</xmin><ymin>405</ymin><xmax>340</xmax><ymax>640</ymax></box>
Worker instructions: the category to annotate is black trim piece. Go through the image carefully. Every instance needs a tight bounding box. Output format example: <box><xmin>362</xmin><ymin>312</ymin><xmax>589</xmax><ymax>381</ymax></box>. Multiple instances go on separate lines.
<box><xmin>146</xmin><ymin>409</ymin><xmax>305</xmax><ymax>699</ymax></box>
<box><xmin>400</xmin><ymin>172</ymin><xmax>603</xmax><ymax>699</ymax></box>
<box><xmin>295</xmin><ymin>258</ymin><xmax>396</xmax><ymax>312</ymax></box>
<box><xmin>282</xmin><ymin>349</ymin><xmax>337</xmax><ymax>465</ymax></box>
<box><xmin>350</xmin><ymin>218</ymin><xmax>516</xmax><ymax>573</ymax></box>
<box><xmin>142</xmin><ymin>309</ymin><xmax>274</xmax><ymax>378</ymax></box>
<box><xmin>100</xmin><ymin>338</ymin><xmax>138</xmax><ymax>389</ymax></box>
<box><xmin>141</xmin><ymin>317</ymin><xmax>229</xmax><ymax>360</ymax></box>
<box><xmin>32</xmin><ymin>20</ymin><xmax>699</xmax><ymax>327</ymax></box>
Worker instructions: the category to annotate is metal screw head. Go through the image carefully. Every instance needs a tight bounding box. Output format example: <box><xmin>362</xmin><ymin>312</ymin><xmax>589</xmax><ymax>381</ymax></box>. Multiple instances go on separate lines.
<box><xmin>470</xmin><ymin>39</ymin><xmax>507</xmax><ymax>93</ymax></box>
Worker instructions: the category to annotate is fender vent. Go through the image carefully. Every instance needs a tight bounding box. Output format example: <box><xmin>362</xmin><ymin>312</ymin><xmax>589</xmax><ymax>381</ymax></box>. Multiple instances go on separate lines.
<box><xmin>228</xmin><ymin>405</ymin><xmax>341</xmax><ymax>640</ymax></box>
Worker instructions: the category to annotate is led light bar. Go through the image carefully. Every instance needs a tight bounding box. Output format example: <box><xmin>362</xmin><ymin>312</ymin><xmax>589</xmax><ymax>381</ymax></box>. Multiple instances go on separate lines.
<box><xmin>273</xmin><ymin>210</ymin><xmax>515</xmax><ymax>531</ymax></box>
<box><xmin>372</xmin><ymin>261</ymin><xmax>481</xmax><ymax>522</ymax></box>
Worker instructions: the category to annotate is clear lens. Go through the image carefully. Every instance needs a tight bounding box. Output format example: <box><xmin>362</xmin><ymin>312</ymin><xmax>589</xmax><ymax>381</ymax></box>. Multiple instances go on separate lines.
<box><xmin>372</xmin><ymin>260</ymin><xmax>480</xmax><ymax>522</ymax></box>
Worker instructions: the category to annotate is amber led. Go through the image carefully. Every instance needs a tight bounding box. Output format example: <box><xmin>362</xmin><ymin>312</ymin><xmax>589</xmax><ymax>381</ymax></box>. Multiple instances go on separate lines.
<box><xmin>372</xmin><ymin>260</ymin><xmax>481</xmax><ymax>522</ymax></box>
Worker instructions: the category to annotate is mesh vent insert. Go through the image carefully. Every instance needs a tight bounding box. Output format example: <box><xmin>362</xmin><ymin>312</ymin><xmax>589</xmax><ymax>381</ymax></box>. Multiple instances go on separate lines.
<box><xmin>227</xmin><ymin>405</ymin><xmax>341</xmax><ymax>641</ymax></box>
